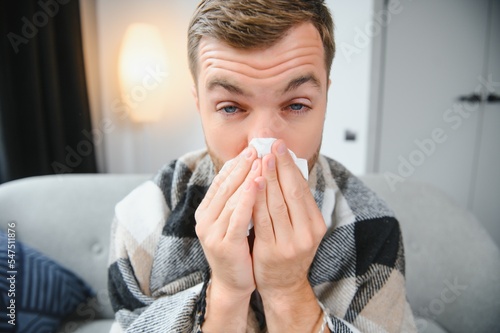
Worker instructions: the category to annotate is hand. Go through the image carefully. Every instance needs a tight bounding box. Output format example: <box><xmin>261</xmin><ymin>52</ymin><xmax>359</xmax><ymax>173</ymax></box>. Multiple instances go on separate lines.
<box><xmin>251</xmin><ymin>140</ymin><xmax>327</xmax><ymax>331</ymax></box>
<box><xmin>195</xmin><ymin>146</ymin><xmax>260</xmax><ymax>298</ymax></box>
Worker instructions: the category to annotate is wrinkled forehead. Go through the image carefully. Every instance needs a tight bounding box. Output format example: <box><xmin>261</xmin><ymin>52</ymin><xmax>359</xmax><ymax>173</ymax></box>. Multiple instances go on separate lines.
<box><xmin>196</xmin><ymin>23</ymin><xmax>327</xmax><ymax>88</ymax></box>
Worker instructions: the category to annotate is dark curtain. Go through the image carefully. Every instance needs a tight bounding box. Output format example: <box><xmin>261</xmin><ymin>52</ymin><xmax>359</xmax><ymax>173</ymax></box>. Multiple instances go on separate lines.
<box><xmin>0</xmin><ymin>0</ymin><xmax>97</xmax><ymax>184</ymax></box>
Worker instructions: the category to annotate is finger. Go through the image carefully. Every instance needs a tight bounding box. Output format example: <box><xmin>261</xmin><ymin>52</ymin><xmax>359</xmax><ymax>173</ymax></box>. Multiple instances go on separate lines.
<box><xmin>197</xmin><ymin>157</ymin><xmax>236</xmax><ymax>210</ymax></box>
<box><xmin>199</xmin><ymin>147</ymin><xmax>256</xmax><ymax>223</ymax></box>
<box><xmin>272</xmin><ymin>140</ymin><xmax>312</xmax><ymax>233</ymax></box>
<box><xmin>262</xmin><ymin>153</ymin><xmax>293</xmax><ymax>242</ymax></box>
<box><xmin>216</xmin><ymin>157</ymin><xmax>259</xmax><ymax>220</ymax></box>
<box><xmin>199</xmin><ymin>159</ymin><xmax>256</xmax><ymax>243</ymax></box>
<box><xmin>224</xmin><ymin>160</ymin><xmax>261</xmax><ymax>241</ymax></box>
<box><xmin>252</xmin><ymin>176</ymin><xmax>274</xmax><ymax>242</ymax></box>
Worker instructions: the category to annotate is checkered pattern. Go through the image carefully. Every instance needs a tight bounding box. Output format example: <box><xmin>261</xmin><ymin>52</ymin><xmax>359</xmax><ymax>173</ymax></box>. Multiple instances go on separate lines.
<box><xmin>108</xmin><ymin>149</ymin><xmax>416</xmax><ymax>332</ymax></box>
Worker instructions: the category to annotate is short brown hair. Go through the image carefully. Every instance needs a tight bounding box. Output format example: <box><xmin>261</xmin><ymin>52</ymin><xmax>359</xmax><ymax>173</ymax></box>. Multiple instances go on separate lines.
<box><xmin>188</xmin><ymin>0</ymin><xmax>335</xmax><ymax>83</ymax></box>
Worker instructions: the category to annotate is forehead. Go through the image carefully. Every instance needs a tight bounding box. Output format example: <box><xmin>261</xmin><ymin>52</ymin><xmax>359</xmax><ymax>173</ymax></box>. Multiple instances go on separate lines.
<box><xmin>197</xmin><ymin>22</ymin><xmax>327</xmax><ymax>87</ymax></box>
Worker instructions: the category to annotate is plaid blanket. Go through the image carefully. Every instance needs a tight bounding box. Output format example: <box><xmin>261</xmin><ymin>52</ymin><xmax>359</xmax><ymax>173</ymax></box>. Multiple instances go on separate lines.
<box><xmin>108</xmin><ymin>149</ymin><xmax>416</xmax><ymax>332</ymax></box>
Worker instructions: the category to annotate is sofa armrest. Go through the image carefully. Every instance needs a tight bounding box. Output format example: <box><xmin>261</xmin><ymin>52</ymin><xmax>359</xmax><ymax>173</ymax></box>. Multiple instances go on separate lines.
<box><xmin>0</xmin><ymin>174</ymin><xmax>151</xmax><ymax>320</ymax></box>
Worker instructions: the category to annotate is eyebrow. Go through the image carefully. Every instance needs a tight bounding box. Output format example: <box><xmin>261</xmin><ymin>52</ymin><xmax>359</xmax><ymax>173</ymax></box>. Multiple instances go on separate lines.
<box><xmin>206</xmin><ymin>73</ymin><xmax>321</xmax><ymax>96</ymax></box>
<box><xmin>282</xmin><ymin>74</ymin><xmax>321</xmax><ymax>94</ymax></box>
<box><xmin>207</xmin><ymin>78</ymin><xmax>248</xmax><ymax>96</ymax></box>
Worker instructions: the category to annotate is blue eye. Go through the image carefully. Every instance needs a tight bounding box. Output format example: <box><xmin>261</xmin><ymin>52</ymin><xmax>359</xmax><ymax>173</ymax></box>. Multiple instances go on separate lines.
<box><xmin>284</xmin><ymin>103</ymin><xmax>311</xmax><ymax>115</ymax></box>
<box><xmin>222</xmin><ymin>106</ymin><xmax>238</xmax><ymax>114</ymax></box>
<box><xmin>290</xmin><ymin>103</ymin><xmax>304</xmax><ymax>111</ymax></box>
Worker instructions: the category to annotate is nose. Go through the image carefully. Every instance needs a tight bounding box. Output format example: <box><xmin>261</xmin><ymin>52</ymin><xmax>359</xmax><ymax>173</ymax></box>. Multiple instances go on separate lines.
<box><xmin>247</xmin><ymin>111</ymin><xmax>286</xmax><ymax>142</ymax></box>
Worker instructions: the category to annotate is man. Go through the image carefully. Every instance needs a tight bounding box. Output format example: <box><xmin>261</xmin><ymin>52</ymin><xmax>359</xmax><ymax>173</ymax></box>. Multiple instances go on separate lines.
<box><xmin>108</xmin><ymin>1</ymin><xmax>417</xmax><ymax>332</ymax></box>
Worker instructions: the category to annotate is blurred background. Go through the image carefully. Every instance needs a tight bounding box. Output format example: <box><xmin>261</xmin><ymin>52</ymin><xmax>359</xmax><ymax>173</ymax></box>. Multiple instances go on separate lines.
<box><xmin>0</xmin><ymin>0</ymin><xmax>498</xmax><ymax>246</ymax></box>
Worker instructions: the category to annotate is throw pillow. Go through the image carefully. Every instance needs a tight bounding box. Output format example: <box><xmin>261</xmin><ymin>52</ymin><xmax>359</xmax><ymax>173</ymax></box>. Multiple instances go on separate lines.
<box><xmin>0</xmin><ymin>230</ymin><xmax>94</xmax><ymax>333</ymax></box>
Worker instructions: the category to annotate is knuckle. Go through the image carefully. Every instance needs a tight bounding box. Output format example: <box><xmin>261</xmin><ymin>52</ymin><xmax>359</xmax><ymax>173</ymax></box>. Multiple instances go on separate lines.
<box><xmin>225</xmin><ymin>195</ymin><xmax>238</xmax><ymax>211</ymax></box>
<box><xmin>316</xmin><ymin>222</ymin><xmax>327</xmax><ymax>237</ymax></box>
<box><xmin>255</xmin><ymin>192</ymin><xmax>266</xmax><ymax>205</ymax></box>
<box><xmin>228</xmin><ymin>214</ymin><xmax>241</xmax><ymax>228</ymax></box>
<box><xmin>311</xmin><ymin>215</ymin><xmax>327</xmax><ymax>238</ymax></box>
<box><xmin>302</xmin><ymin>230</ymin><xmax>314</xmax><ymax>243</ymax></box>
<box><xmin>194</xmin><ymin>206</ymin><xmax>205</xmax><ymax>221</ymax></box>
<box><xmin>297</xmin><ymin>234</ymin><xmax>315</xmax><ymax>252</ymax></box>
<box><xmin>233</xmin><ymin>158</ymin><xmax>248</xmax><ymax>174</ymax></box>
<box><xmin>281</xmin><ymin>245</ymin><xmax>297</xmax><ymax>261</ymax></box>
<box><xmin>255</xmin><ymin>212</ymin><xmax>270</xmax><ymax>226</ymax></box>
<box><xmin>219</xmin><ymin>182</ymin><xmax>229</xmax><ymax>196</ymax></box>
<box><xmin>195</xmin><ymin>222</ymin><xmax>205</xmax><ymax>239</ymax></box>
<box><xmin>290</xmin><ymin>185</ymin><xmax>304</xmax><ymax>200</ymax></box>
<box><xmin>203</xmin><ymin>237</ymin><xmax>218</xmax><ymax>252</ymax></box>
<box><xmin>211</xmin><ymin>174</ymin><xmax>224</xmax><ymax>190</ymax></box>
<box><xmin>281</xmin><ymin>156</ymin><xmax>294</xmax><ymax>167</ymax></box>
<box><xmin>316</xmin><ymin>225</ymin><xmax>326</xmax><ymax>239</ymax></box>
<box><xmin>266</xmin><ymin>165</ymin><xmax>278</xmax><ymax>181</ymax></box>
<box><xmin>202</xmin><ymin>189</ymin><xmax>214</xmax><ymax>204</ymax></box>
<box><xmin>221</xmin><ymin>157</ymin><xmax>236</xmax><ymax>172</ymax></box>
<box><xmin>255</xmin><ymin>216</ymin><xmax>272</xmax><ymax>233</ymax></box>
<box><xmin>272</xmin><ymin>202</ymin><xmax>289</xmax><ymax>218</ymax></box>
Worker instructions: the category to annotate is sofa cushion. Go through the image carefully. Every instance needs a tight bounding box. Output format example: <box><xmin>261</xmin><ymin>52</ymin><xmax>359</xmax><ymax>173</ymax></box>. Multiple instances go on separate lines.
<box><xmin>361</xmin><ymin>175</ymin><xmax>500</xmax><ymax>333</ymax></box>
<box><xmin>0</xmin><ymin>230</ymin><xmax>94</xmax><ymax>333</ymax></box>
<box><xmin>59</xmin><ymin>318</ymin><xmax>115</xmax><ymax>333</ymax></box>
<box><xmin>413</xmin><ymin>316</ymin><xmax>449</xmax><ymax>333</ymax></box>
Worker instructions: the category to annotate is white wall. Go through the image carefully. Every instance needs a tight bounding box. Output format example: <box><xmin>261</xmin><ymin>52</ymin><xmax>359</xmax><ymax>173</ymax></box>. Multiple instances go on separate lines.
<box><xmin>324</xmin><ymin>0</ymin><xmax>375</xmax><ymax>175</ymax></box>
<box><xmin>84</xmin><ymin>0</ymin><xmax>375</xmax><ymax>174</ymax></box>
<box><xmin>94</xmin><ymin>0</ymin><xmax>205</xmax><ymax>174</ymax></box>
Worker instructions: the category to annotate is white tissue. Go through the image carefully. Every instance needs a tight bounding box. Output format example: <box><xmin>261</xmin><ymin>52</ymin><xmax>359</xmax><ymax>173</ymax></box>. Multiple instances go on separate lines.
<box><xmin>249</xmin><ymin>138</ymin><xmax>308</xmax><ymax>180</ymax></box>
<box><xmin>246</xmin><ymin>138</ymin><xmax>309</xmax><ymax>234</ymax></box>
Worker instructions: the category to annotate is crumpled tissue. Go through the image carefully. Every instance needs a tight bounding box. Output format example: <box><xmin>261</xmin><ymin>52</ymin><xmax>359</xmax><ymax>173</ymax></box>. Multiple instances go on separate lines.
<box><xmin>246</xmin><ymin>138</ymin><xmax>309</xmax><ymax>234</ymax></box>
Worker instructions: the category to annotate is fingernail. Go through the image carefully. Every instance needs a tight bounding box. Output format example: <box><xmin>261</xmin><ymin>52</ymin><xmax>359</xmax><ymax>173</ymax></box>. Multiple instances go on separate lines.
<box><xmin>252</xmin><ymin>160</ymin><xmax>258</xmax><ymax>171</ymax></box>
<box><xmin>267</xmin><ymin>156</ymin><xmax>275</xmax><ymax>170</ymax></box>
<box><xmin>277</xmin><ymin>142</ymin><xmax>287</xmax><ymax>155</ymax></box>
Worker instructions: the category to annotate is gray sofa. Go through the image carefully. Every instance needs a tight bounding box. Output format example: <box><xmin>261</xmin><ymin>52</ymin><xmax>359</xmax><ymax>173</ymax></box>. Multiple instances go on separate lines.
<box><xmin>0</xmin><ymin>174</ymin><xmax>499</xmax><ymax>332</ymax></box>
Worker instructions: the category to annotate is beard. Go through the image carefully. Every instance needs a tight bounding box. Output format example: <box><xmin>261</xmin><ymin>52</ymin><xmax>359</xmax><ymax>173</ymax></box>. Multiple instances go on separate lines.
<box><xmin>306</xmin><ymin>146</ymin><xmax>320</xmax><ymax>174</ymax></box>
<box><xmin>207</xmin><ymin>141</ymin><xmax>321</xmax><ymax>176</ymax></box>
<box><xmin>207</xmin><ymin>145</ymin><xmax>226</xmax><ymax>174</ymax></box>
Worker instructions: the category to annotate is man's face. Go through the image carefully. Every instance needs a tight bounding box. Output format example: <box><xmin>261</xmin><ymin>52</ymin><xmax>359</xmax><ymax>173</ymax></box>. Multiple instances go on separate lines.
<box><xmin>193</xmin><ymin>22</ymin><xmax>329</xmax><ymax>173</ymax></box>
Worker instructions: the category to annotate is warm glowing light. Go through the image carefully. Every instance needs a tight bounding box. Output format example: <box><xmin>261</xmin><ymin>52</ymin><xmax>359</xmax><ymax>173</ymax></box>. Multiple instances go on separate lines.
<box><xmin>118</xmin><ymin>23</ymin><xmax>169</xmax><ymax>123</ymax></box>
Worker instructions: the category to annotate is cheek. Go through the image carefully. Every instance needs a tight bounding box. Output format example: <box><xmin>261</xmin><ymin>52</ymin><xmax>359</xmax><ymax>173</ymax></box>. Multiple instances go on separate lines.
<box><xmin>198</xmin><ymin>99</ymin><xmax>249</xmax><ymax>162</ymax></box>
<box><xmin>199</xmin><ymin>94</ymin><xmax>237</xmax><ymax>162</ymax></box>
<box><xmin>285</xmin><ymin>111</ymin><xmax>325</xmax><ymax>160</ymax></box>
<box><xmin>203</xmin><ymin>119</ymin><xmax>249</xmax><ymax>161</ymax></box>
<box><xmin>287</xmin><ymin>130</ymin><xmax>321</xmax><ymax>160</ymax></box>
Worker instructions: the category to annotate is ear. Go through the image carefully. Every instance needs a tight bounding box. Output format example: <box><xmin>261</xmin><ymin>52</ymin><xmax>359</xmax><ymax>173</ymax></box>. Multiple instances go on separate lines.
<box><xmin>191</xmin><ymin>85</ymin><xmax>200</xmax><ymax>113</ymax></box>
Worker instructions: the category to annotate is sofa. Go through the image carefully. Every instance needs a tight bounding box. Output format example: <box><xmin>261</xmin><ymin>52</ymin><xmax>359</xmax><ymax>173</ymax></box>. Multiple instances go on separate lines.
<box><xmin>0</xmin><ymin>173</ymin><xmax>499</xmax><ymax>333</ymax></box>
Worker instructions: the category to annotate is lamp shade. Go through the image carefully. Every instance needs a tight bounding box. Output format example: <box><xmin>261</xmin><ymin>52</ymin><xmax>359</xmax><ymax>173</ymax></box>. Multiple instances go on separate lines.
<box><xmin>118</xmin><ymin>23</ymin><xmax>169</xmax><ymax>123</ymax></box>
